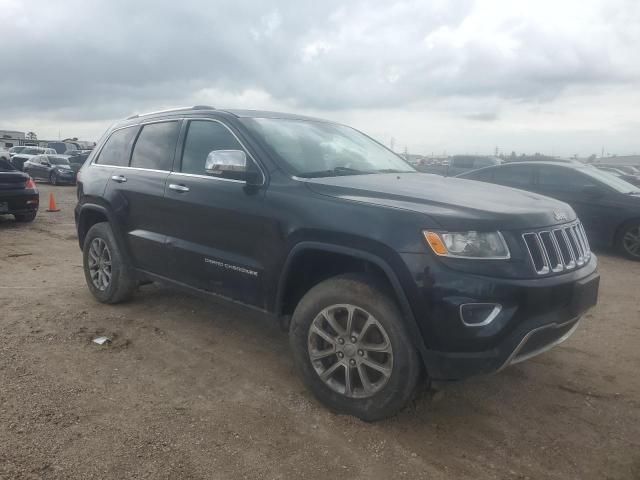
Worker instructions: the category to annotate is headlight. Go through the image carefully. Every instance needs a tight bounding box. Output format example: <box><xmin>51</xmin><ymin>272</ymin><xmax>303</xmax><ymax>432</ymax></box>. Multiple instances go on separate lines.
<box><xmin>423</xmin><ymin>231</ymin><xmax>510</xmax><ymax>259</ymax></box>
<box><xmin>57</xmin><ymin>168</ymin><xmax>68</xmax><ymax>173</ymax></box>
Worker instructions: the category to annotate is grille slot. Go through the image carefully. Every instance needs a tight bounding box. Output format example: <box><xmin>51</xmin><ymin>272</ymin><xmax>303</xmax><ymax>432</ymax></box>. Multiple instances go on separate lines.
<box><xmin>523</xmin><ymin>221</ymin><xmax>590</xmax><ymax>275</ymax></box>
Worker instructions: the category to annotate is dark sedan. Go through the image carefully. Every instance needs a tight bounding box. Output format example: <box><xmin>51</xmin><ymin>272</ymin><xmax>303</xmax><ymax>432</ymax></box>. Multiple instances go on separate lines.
<box><xmin>23</xmin><ymin>155</ymin><xmax>77</xmax><ymax>185</ymax></box>
<box><xmin>458</xmin><ymin>161</ymin><xmax>640</xmax><ymax>260</ymax></box>
<box><xmin>0</xmin><ymin>158</ymin><xmax>39</xmax><ymax>222</ymax></box>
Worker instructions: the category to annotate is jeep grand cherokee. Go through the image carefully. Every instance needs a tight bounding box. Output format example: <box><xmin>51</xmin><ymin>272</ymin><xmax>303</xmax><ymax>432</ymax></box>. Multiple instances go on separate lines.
<box><xmin>75</xmin><ymin>106</ymin><xmax>599</xmax><ymax>421</ymax></box>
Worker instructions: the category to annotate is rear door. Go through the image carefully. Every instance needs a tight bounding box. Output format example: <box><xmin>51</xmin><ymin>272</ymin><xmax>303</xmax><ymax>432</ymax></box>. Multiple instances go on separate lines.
<box><xmin>163</xmin><ymin>118</ymin><xmax>270</xmax><ymax>308</ymax></box>
<box><xmin>101</xmin><ymin>121</ymin><xmax>181</xmax><ymax>276</ymax></box>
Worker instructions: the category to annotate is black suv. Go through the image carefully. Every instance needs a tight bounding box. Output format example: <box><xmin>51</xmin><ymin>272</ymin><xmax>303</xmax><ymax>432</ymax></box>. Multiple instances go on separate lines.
<box><xmin>75</xmin><ymin>106</ymin><xmax>599</xmax><ymax>420</ymax></box>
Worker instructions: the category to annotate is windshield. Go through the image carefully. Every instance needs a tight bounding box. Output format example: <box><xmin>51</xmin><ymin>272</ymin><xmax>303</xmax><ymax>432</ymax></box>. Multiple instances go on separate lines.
<box><xmin>48</xmin><ymin>156</ymin><xmax>70</xmax><ymax>165</ymax></box>
<box><xmin>583</xmin><ymin>166</ymin><xmax>639</xmax><ymax>193</ymax></box>
<box><xmin>240</xmin><ymin>117</ymin><xmax>415</xmax><ymax>177</ymax></box>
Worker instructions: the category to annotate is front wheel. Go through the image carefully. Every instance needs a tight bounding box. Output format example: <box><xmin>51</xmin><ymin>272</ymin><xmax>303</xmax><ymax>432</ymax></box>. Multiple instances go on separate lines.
<box><xmin>83</xmin><ymin>222</ymin><xmax>137</xmax><ymax>303</ymax></box>
<box><xmin>617</xmin><ymin>222</ymin><xmax>640</xmax><ymax>260</ymax></box>
<box><xmin>289</xmin><ymin>274</ymin><xmax>422</xmax><ymax>421</ymax></box>
<box><xmin>49</xmin><ymin>172</ymin><xmax>58</xmax><ymax>185</ymax></box>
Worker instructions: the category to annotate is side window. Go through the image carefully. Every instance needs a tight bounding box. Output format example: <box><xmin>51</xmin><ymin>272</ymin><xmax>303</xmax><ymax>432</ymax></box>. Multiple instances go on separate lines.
<box><xmin>493</xmin><ymin>165</ymin><xmax>534</xmax><ymax>188</ymax></box>
<box><xmin>130</xmin><ymin>121</ymin><xmax>180</xmax><ymax>171</ymax></box>
<box><xmin>538</xmin><ymin>166</ymin><xmax>596</xmax><ymax>191</ymax></box>
<box><xmin>181</xmin><ymin>120</ymin><xmax>247</xmax><ymax>176</ymax></box>
<box><xmin>96</xmin><ymin>127</ymin><xmax>138</xmax><ymax>167</ymax></box>
<box><xmin>466</xmin><ymin>168</ymin><xmax>494</xmax><ymax>182</ymax></box>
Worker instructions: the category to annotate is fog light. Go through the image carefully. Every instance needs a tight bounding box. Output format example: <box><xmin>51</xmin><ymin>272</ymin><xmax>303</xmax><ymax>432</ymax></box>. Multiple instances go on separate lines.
<box><xmin>459</xmin><ymin>303</ymin><xmax>502</xmax><ymax>327</ymax></box>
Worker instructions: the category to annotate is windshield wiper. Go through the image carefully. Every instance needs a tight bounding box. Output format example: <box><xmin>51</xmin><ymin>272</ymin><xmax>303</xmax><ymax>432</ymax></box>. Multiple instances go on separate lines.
<box><xmin>298</xmin><ymin>166</ymin><xmax>373</xmax><ymax>178</ymax></box>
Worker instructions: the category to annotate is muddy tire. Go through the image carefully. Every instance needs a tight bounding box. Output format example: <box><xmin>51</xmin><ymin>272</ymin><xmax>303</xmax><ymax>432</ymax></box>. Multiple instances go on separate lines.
<box><xmin>289</xmin><ymin>274</ymin><xmax>421</xmax><ymax>421</ymax></box>
<box><xmin>83</xmin><ymin>222</ymin><xmax>136</xmax><ymax>303</ymax></box>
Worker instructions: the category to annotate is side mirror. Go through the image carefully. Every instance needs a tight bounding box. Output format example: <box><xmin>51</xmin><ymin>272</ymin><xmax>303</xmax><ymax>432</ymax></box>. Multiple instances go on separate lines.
<box><xmin>582</xmin><ymin>185</ymin><xmax>603</xmax><ymax>198</ymax></box>
<box><xmin>205</xmin><ymin>150</ymin><xmax>260</xmax><ymax>184</ymax></box>
<box><xmin>42</xmin><ymin>162</ymin><xmax>50</xmax><ymax>167</ymax></box>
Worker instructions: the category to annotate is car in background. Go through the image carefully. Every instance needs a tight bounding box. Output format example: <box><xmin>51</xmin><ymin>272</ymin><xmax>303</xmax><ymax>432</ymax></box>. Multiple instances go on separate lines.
<box><xmin>8</xmin><ymin>146</ymin><xmax>28</xmax><ymax>157</ymax></box>
<box><xmin>23</xmin><ymin>154</ymin><xmax>77</xmax><ymax>185</ymax></box>
<box><xmin>420</xmin><ymin>155</ymin><xmax>501</xmax><ymax>176</ymax></box>
<box><xmin>0</xmin><ymin>148</ymin><xmax>10</xmax><ymax>162</ymax></box>
<box><xmin>458</xmin><ymin>161</ymin><xmax>640</xmax><ymax>260</ymax></box>
<box><xmin>595</xmin><ymin>165</ymin><xmax>640</xmax><ymax>187</ymax></box>
<box><xmin>66</xmin><ymin>150</ymin><xmax>90</xmax><ymax>174</ymax></box>
<box><xmin>0</xmin><ymin>158</ymin><xmax>39</xmax><ymax>222</ymax></box>
<box><xmin>10</xmin><ymin>147</ymin><xmax>57</xmax><ymax>171</ymax></box>
<box><xmin>47</xmin><ymin>141</ymin><xmax>80</xmax><ymax>155</ymax></box>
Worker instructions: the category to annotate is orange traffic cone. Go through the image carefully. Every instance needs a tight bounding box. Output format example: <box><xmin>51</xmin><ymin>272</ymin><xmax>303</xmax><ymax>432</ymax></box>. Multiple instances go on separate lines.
<box><xmin>46</xmin><ymin>192</ymin><xmax>60</xmax><ymax>212</ymax></box>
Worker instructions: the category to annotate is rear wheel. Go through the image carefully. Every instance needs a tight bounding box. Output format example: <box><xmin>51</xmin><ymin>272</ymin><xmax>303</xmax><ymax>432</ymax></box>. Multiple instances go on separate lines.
<box><xmin>617</xmin><ymin>222</ymin><xmax>640</xmax><ymax>260</ymax></box>
<box><xmin>14</xmin><ymin>212</ymin><xmax>37</xmax><ymax>222</ymax></box>
<box><xmin>83</xmin><ymin>222</ymin><xmax>137</xmax><ymax>303</ymax></box>
<box><xmin>289</xmin><ymin>274</ymin><xmax>421</xmax><ymax>421</ymax></box>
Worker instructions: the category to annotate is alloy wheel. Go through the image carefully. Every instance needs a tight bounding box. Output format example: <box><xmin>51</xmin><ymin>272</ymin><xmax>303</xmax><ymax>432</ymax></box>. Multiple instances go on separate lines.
<box><xmin>307</xmin><ymin>304</ymin><xmax>393</xmax><ymax>399</ymax></box>
<box><xmin>88</xmin><ymin>238</ymin><xmax>112</xmax><ymax>291</ymax></box>
<box><xmin>622</xmin><ymin>225</ymin><xmax>640</xmax><ymax>258</ymax></box>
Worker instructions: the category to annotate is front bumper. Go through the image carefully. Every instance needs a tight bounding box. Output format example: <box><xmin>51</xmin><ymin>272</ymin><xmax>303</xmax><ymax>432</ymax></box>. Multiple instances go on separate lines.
<box><xmin>0</xmin><ymin>189</ymin><xmax>39</xmax><ymax>215</ymax></box>
<box><xmin>399</xmin><ymin>253</ymin><xmax>599</xmax><ymax>380</ymax></box>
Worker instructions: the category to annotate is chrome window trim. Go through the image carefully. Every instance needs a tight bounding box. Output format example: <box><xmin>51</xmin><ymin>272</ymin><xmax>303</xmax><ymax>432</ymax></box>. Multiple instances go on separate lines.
<box><xmin>90</xmin><ymin>117</ymin><xmax>266</xmax><ymax>185</ymax></box>
<box><xmin>178</xmin><ymin>117</ymin><xmax>266</xmax><ymax>185</ymax></box>
<box><xmin>168</xmin><ymin>171</ymin><xmax>245</xmax><ymax>184</ymax></box>
<box><xmin>90</xmin><ymin>164</ymin><xmax>170</xmax><ymax>174</ymax></box>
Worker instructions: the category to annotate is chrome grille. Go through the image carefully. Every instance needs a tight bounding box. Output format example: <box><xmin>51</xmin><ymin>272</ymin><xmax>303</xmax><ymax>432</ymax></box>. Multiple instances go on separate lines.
<box><xmin>523</xmin><ymin>221</ymin><xmax>591</xmax><ymax>275</ymax></box>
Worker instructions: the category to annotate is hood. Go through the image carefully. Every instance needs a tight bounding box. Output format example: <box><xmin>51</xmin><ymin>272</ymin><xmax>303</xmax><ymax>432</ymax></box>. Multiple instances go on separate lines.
<box><xmin>305</xmin><ymin>173</ymin><xmax>576</xmax><ymax>231</ymax></box>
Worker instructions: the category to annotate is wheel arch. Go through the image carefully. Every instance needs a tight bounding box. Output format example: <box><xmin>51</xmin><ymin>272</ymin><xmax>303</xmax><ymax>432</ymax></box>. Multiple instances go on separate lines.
<box><xmin>76</xmin><ymin>204</ymin><xmax>134</xmax><ymax>266</ymax></box>
<box><xmin>276</xmin><ymin>241</ymin><xmax>429</xmax><ymax>362</ymax></box>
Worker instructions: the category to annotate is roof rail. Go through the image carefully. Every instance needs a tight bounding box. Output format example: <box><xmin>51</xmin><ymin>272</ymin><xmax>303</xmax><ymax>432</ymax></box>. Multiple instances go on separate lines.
<box><xmin>126</xmin><ymin>105</ymin><xmax>215</xmax><ymax>120</ymax></box>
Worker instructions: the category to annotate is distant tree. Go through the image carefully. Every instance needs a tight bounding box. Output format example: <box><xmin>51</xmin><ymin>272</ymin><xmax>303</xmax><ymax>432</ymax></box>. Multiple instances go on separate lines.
<box><xmin>587</xmin><ymin>154</ymin><xmax>596</xmax><ymax>163</ymax></box>
<box><xmin>510</xmin><ymin>151</ymin><xmax>516</xmax><ymax>158</ymax></box>
<box><xmin>26</xmin><ymin>131</ymin><xmax>37</xmax><ymax>140</ymax></box>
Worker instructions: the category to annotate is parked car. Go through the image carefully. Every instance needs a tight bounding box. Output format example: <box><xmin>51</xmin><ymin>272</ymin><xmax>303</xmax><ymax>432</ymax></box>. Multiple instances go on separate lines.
<box><xmin>419</xmin><ymin>155</ymin><xmax>501</xmax><ymax>176</ymax></box>
<box><xmin>0</xmin><ymin>148</ymin><xmax>10</xmax><ymax>162</ymax></box>
<box><xmin>47</xmin><ymin>141</ymin><xmax>80</xmax><ymax>155</ymax></box>
<box><xmin>75</xmin><ymin>106</ymin><xmax>599</xmax><ymax>420</ymax></box>
<box><xmin>67</xmin><ymin>151</ymin><xmax>90</xmax><ymax>174</ymax></box>
<box><xmin>595</xmin><ymin>166</ymin><xmax>640</xmax><ymax>187</ymax></box>
<box><xmin>8</xmin><ymin>145</ymin><xmax>28</xmax><ymax>157</ymax></box>
<box><xmin>458</xmin><ymin>161</ymin><xmax>640</xmax><ymax>260</ymax></box>
<box><xmin>0</xmin><ymin>158</ymin><xmax>39</xmax><ymax>222</ymax></box>
<box><xmin>10</xmin><ymin>147</ymin><xmax>57</xmax><ymax>171</ymax></box>
<box><xmin>23</xmin><ymin>155</ymin><xmax>77</xmax><ymax>185</ymax></box>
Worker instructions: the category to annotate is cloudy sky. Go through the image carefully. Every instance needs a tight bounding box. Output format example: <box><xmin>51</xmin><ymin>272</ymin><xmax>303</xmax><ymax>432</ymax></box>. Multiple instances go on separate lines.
<box><xmin>1</xmin><ymin>0</ymin><xmax>639</xmax><ymax>156</ymax></box>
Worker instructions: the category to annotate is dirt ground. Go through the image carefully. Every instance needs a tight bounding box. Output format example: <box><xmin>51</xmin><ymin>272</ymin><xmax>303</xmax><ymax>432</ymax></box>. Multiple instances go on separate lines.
<box><xmin>1</xmin><ymin>183</ymin><xmax>639</xmax><ymax>480</ymax></box>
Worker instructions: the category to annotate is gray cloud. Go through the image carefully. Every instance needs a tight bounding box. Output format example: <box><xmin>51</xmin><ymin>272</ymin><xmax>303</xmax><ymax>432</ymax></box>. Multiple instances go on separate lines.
<box><xmin>1</xmin><ymin>0</ymin><xmax>639</xmax><ymax>155</ymax></box>
<box><xmin>2</xmin><ymin>0</ymin><xmax>638</xmax><ymax>120</ymax></box>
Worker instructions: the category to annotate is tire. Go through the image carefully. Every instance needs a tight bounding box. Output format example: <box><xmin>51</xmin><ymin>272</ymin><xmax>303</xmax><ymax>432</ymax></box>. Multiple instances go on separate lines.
<box><xmin>82</xmin><ymin>222</ymin><xmax>137</xmax><ymax>303</ymax></box>
<box><xmin>14</xmin><ymin>212</ymin><xmax>37</xmax><ymax>222</ymax></box>
<box><xmin>49</xmin><ymin>172</ymin><xmax>58</xmax><ymax>185</ymax></box>
<box><xmin>289</xmin><ymin>274</ymin><xmax>421</xmax><ymax>421</ymax></box>
<box><xmin>616</xmin><ymin>221</ymin><xmax>640</xmax><ymax>261</ymax></box>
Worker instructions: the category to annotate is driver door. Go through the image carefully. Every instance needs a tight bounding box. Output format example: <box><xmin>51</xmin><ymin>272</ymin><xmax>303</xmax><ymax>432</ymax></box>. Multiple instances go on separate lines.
<box><xmin>163</xmin><ymin>119</ymin><xmax>270</xmax><ymax>309</ymax></box>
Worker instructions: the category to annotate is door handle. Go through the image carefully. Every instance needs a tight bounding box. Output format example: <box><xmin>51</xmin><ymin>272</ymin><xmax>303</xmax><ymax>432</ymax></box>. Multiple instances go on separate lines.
<box><xmin>111</xmin><ymin>175</ymin><xmax>127</xmax><ymax>183</ymax></box>
<box><xmin>169</xmin><ymin>183</ymin><xmax>190</xmax><ymax>192</ymax></box>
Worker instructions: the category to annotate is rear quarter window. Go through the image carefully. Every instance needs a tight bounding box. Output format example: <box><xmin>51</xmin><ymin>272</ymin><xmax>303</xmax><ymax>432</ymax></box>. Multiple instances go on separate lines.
<box><xmin>95</xmin><ymin>126</ymin><xmax>139</xmax><ymax>167</ymax></box>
